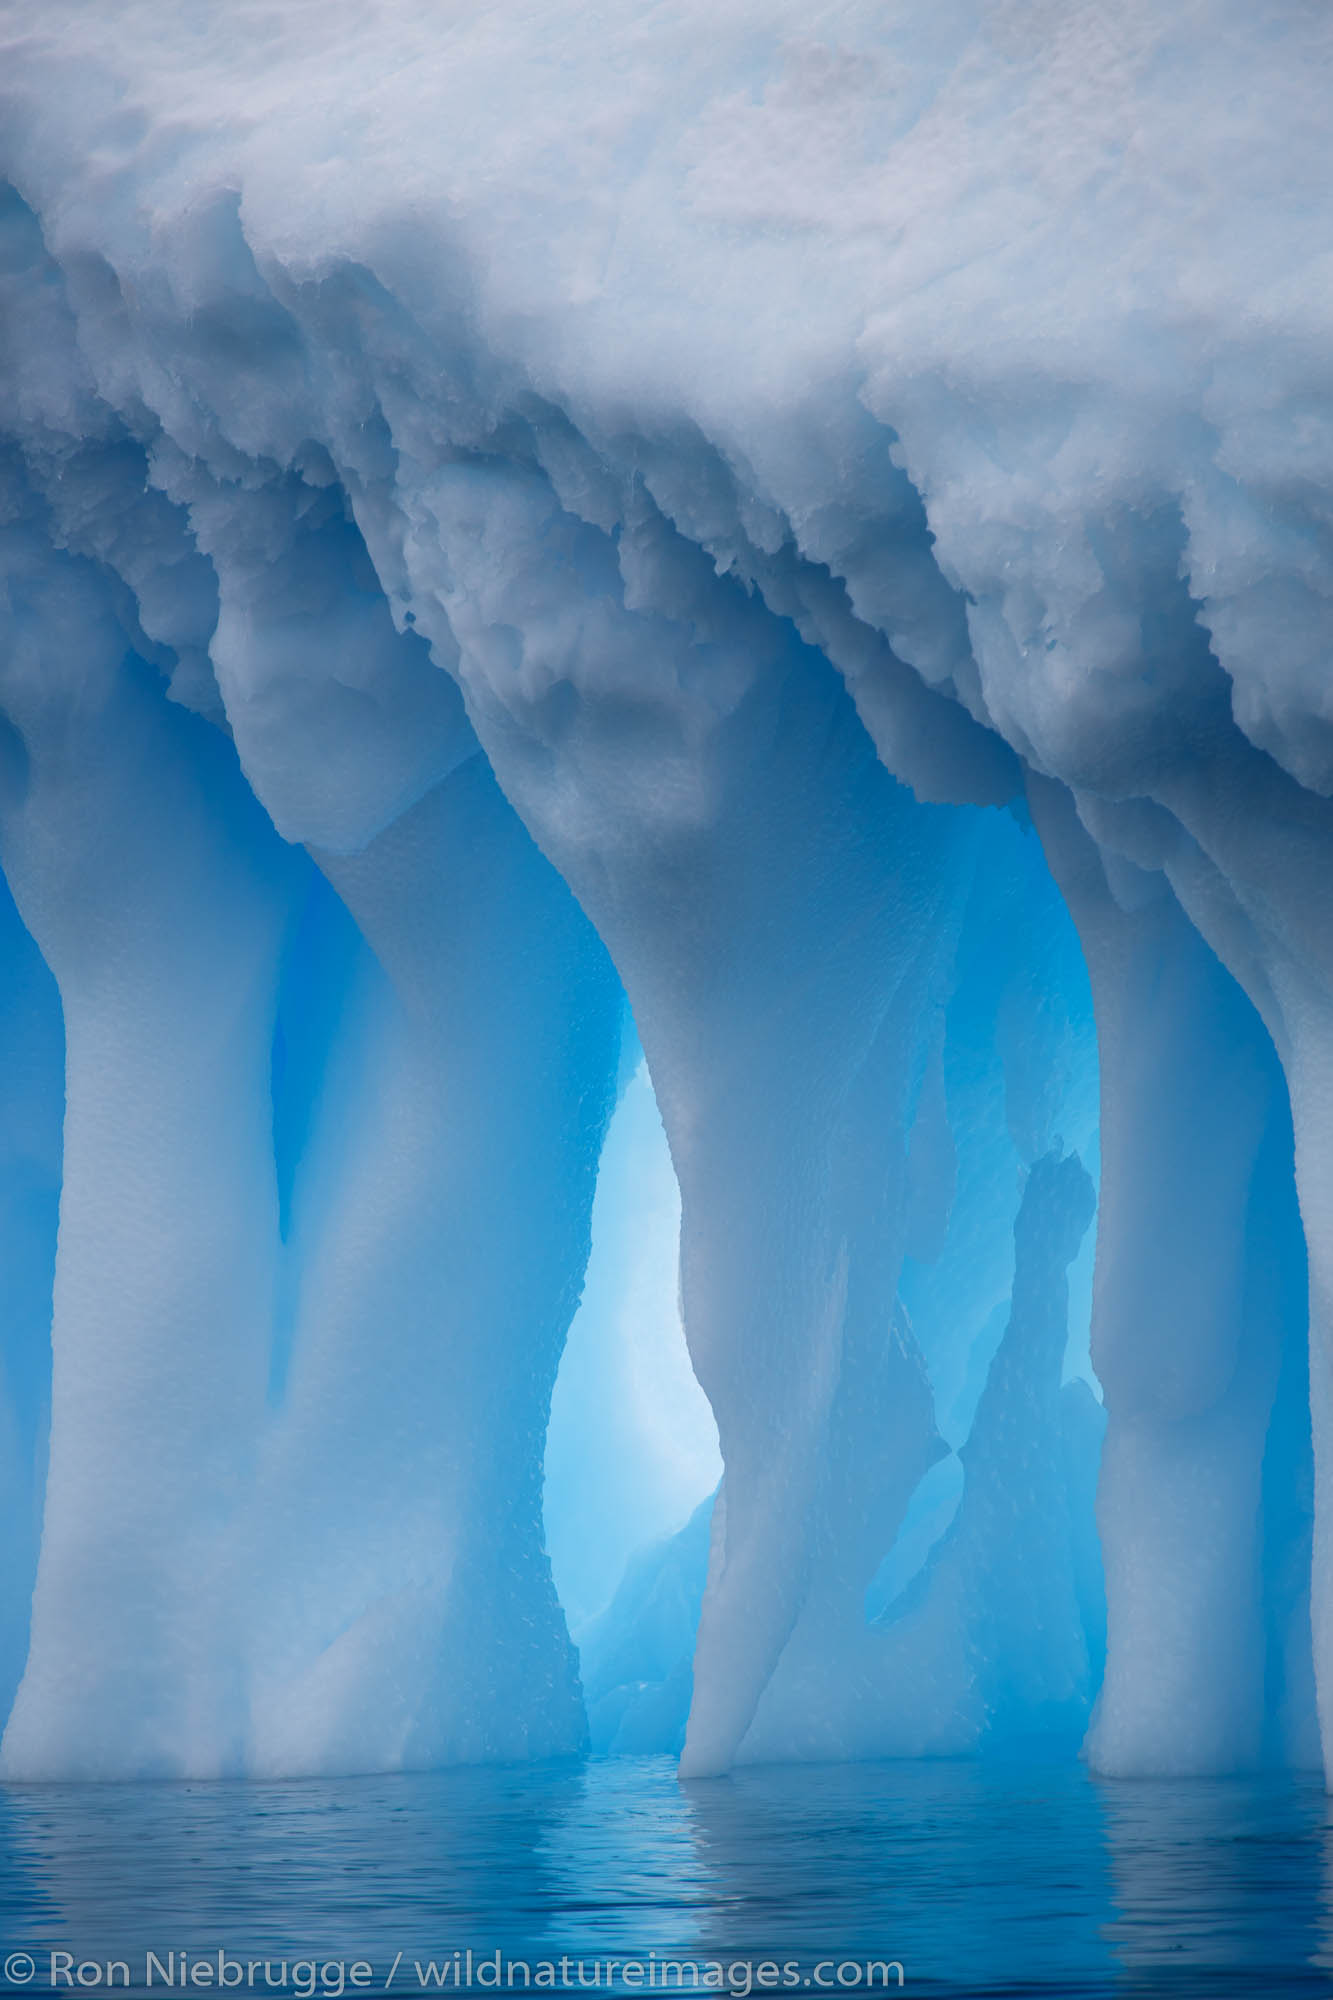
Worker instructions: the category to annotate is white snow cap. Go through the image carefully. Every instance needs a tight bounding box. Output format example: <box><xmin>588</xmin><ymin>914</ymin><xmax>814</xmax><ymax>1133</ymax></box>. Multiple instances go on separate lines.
<box><xmin>2</xmin><ymin>0</ymin><xmax>1330</xmax><ymax>803</ymax></box>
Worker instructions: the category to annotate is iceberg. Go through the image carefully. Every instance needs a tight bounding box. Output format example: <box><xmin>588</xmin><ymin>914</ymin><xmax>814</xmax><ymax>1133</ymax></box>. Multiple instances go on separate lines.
<box><xmin>0</xmin><ymin>0</ymin><xmax>1326</xmax><ymax>1783</ymax></box>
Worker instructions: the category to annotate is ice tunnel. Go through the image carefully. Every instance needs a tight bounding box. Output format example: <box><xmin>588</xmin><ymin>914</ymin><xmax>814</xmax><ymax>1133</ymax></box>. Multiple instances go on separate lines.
<box><xmin>0</xmin><ymin>0</ymin><xmax>1328</xmax><ymax>1789</ymax></box>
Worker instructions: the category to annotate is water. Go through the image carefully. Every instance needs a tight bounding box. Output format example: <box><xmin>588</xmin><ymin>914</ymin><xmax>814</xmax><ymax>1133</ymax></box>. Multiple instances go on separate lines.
<box><xmin>0</xmin><ymin>1758</ymin><xmax>1330</xmax><ymax>1999</ymax></box>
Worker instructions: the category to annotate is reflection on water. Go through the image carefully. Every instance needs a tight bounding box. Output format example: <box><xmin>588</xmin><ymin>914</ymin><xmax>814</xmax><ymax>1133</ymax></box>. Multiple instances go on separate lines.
<box><xmin>0</xmin><ymin>1758</ymin><xmax>1329</xmax><ymax>1997</ymax></box>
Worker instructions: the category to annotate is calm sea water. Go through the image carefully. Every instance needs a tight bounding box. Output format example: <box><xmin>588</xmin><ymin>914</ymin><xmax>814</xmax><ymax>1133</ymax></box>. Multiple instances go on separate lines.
<box><xmin>0</xmin><ymin>1757</ymin><xmax>1329</xmax><ymax>2000</ymax></box>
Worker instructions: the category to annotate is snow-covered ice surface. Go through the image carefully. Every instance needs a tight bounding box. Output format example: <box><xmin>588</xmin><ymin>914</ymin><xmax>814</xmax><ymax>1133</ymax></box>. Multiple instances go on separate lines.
<box><xmin>0</xmin><ymin>0</ymin><xmax>1328</xmax><ymax>1781</ymax></box>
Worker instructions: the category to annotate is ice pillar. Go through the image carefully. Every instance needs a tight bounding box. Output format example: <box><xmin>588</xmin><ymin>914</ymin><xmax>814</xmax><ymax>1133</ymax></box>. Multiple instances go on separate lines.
<box><xmin>1031</xmin><ymin>777</ymin><xmax>1293</xmax><ymax>1774</ymax></box>
<box><xmin>1121</xmin><ymin>748</ymin><xmax>1333</xmax><ymax>1783</ymax></box>
<box><xmin>404</xmin><ymin>462</ymin><xmax>973</xmax><ymax>1774</ymax></box>
<box><xmin>0</xmin><ymin>525</ymin><xmax>299</xmax><ymax>1779</ymax></box>
<box><xmin>243</xmin><ymin>757</ymin><xmax>622</xmax><ymax>1773</ymax></box>
<box><xmin>161</xmin><ymin>465</ymin><xmax>624</xmax><ymax>1774</ymax></box>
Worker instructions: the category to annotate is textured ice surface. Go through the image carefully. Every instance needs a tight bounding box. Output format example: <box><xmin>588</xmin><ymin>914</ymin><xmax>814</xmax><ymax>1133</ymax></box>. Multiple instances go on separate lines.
<box><xmin>0</xmin><ymin>0</ymin><xmax>1326</xmax><ymax>1781</ymax></box>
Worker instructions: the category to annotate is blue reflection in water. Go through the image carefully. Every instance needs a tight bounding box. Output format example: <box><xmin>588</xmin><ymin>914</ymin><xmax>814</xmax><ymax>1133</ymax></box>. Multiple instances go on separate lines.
<box><xmin>0</xmin><ymin>1760</ymin><xmax>1329</xmax><ymax>1998</ymax></box>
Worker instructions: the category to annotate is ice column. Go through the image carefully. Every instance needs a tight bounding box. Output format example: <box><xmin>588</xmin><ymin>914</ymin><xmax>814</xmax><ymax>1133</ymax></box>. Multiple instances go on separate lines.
<box><xmin>1119</xmin><ymin>747</ymin><xmax>1333</xmax><ymax>1780</ymax></box>
<box><xmin>243</xmin><ymin>757</ymin><xmax>621</xmax><ymax>1773</ymax></box>
<box><xmin>0</xmin><ymin>517</ymin><xmax>299</xmax><ymax>1780</ymax></box>
<box><xmin>407</xmin><ymin>462</ymin><xmax>973</xmax><ymax>1775</ymax></box>
<box><xmin>160</xmin><ymin>463</ymin><xmax>624</xmax><ymax>1773</ymax></box>
<box><xmin>1031</xmin><ymin>777</ymin><xmax>1295</xmax><ymax>1774</ymax></box>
